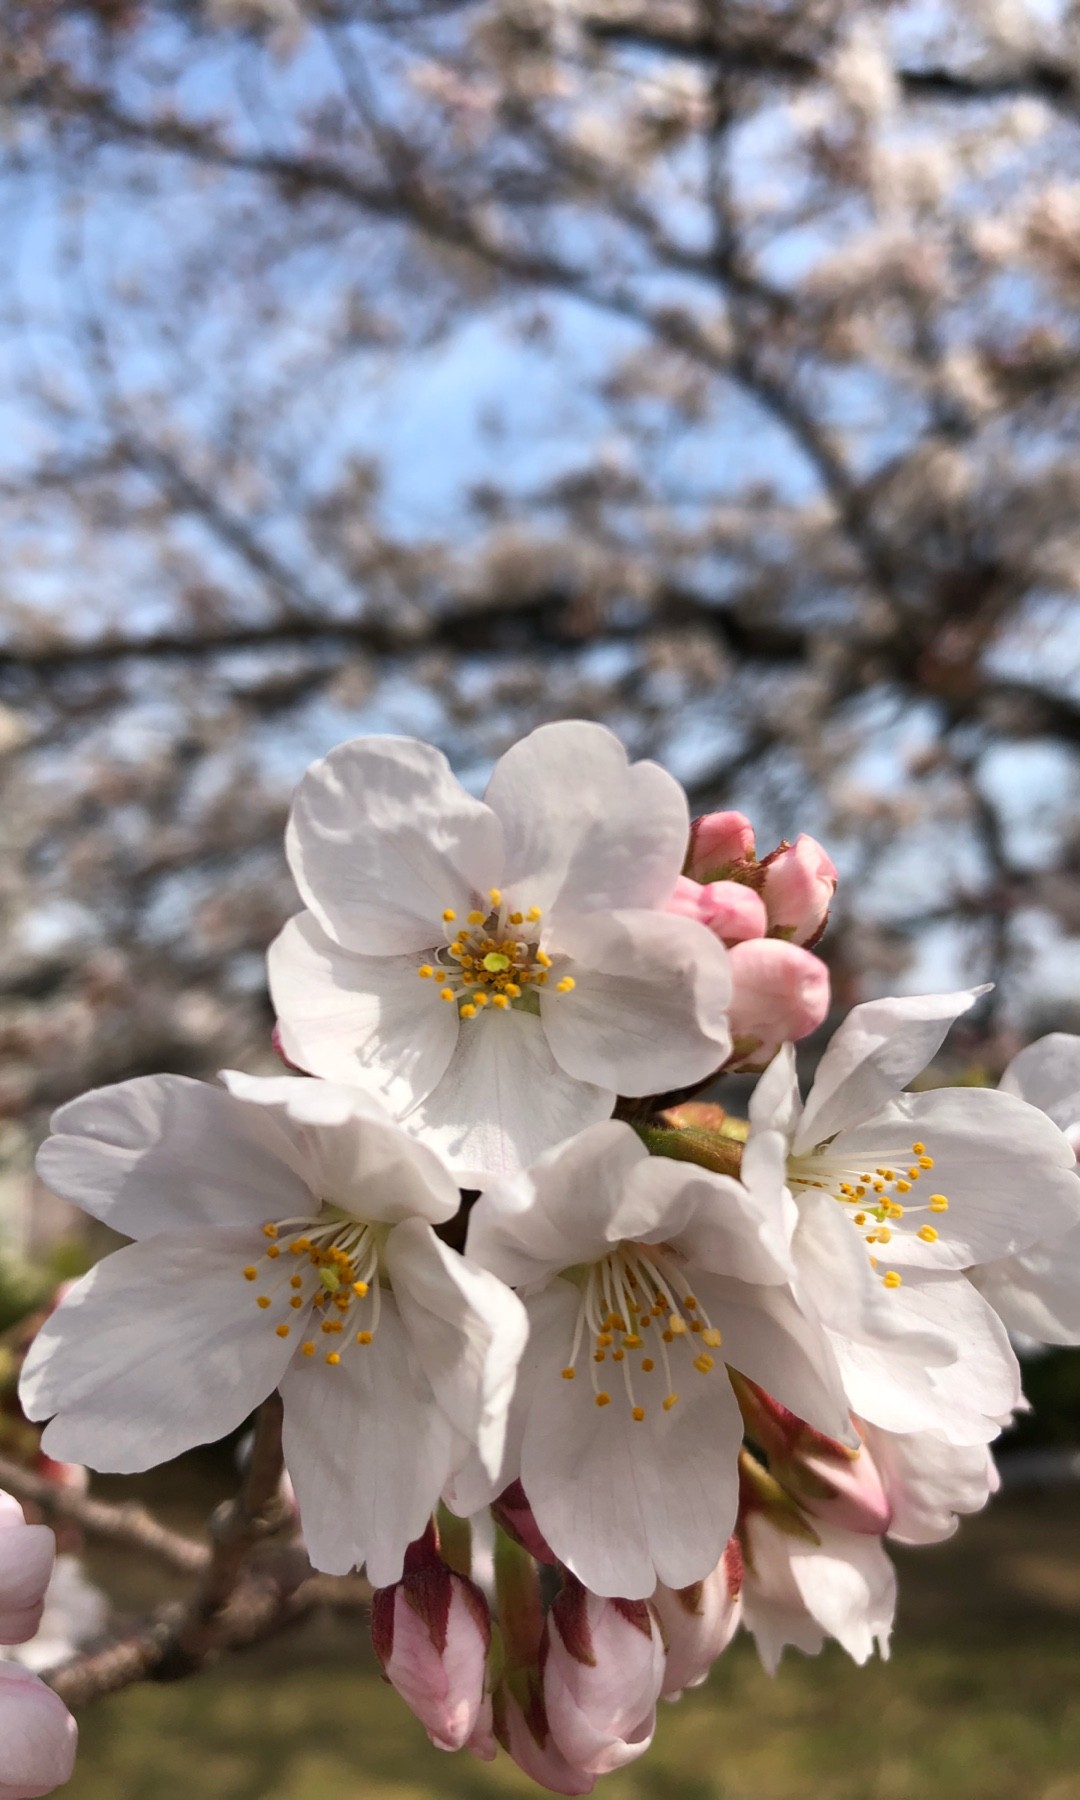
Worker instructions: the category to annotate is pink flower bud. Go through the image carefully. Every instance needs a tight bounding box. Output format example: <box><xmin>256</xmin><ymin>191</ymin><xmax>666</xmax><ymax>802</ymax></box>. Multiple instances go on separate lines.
<box><xmin>490</xmin><ymin>1480</ymin><xmax>557</xmax><ymax>1565</ymax></box>
<box><xmin>370</xmin><ymin>1533</ymin><xmax>492</xmax><ymax>1754</ymax></box>
<box><xmin>797</xmin><ymin>1443</ymin><xmax>892</xmax><ymax>1537</ymax></box>
<box><xmin>653</xmin><ymin>1540</ymin><xmax>743</xmax><ymax>1697</ymax></box>
<box><xmin>541</xmin><ymin>1578</ymin><xmax>665</xmax><ymax>1776</ymax></box>
<box><xmin>665</xmin><ymin>877</ymin><xmax>767</xmax><ymax>944</ymax></box>
<box><xmin>0</xmin><ymin>1495</ymin><xmax>55</xmax><ymax>1647</ymax></box>
<box><xmin>761</xmin><ymin>836</ymin><xmax>838</xmax><ymax>947</ymax></box>
<box><xmin>685</xmin><ymin>811</ymin><xmax>756</xmax><ymax>881</ymax></box>
<box><xmin>0</xmin><ymin>1663</ymin><xmax>77</xmax><ymax>1800</ymax></box>
<box><xmin>495</xmin><ymin>1685</ymin><xmax>596</xmax><ymax>1795</ymax></box>
<box><xmin>726</xmin><ymin>938</ymin><xmax>830</xmax><ymax>1069</ymax></box>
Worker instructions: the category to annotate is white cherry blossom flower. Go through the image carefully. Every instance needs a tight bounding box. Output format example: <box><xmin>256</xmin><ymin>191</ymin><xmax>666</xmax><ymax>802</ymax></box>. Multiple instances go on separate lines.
<box><xmin>462</xmin><ymin>1120</ymin><xmax>851</xmax><ymax>1600</ymax></box>
<box><xmin>21</xmin><ymin>1072</ymin><xmax>527</xmax><ymax>1588</ymax></box>
<box><xmin>969</xmin><ymin>1033</ymin><xmax>1080</xmax><ymax>1344</ymax></box>
<box><xmin>856</xmin><ymin>1420</ymin><xmax>999</xmax><ymax>1546</ymax></box>
<box><xmin>268</xmin><ymin>724</ymin><xmax>733</xmax><ymax>1178</ymax></box>
<box><xmin>748</xmin><ymin>991</ymin><xmax>1080</xmax><ymax>1445</ymax></box>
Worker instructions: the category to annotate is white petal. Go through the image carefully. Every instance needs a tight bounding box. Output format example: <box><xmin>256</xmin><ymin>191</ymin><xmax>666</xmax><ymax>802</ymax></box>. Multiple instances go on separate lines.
<box><xmin>221</xmin><ymin>1072</ymin><xmax>460</xmax><ymax>1226</ymax></box>
<box><xmin>748</xmin><ymin>1044</ymin><xmax>804</xmax><ymax>1141</ymax></box>
<box><xmin>519</xmin><ymin>1284</ymin><xmax>742</xmax><ymax>1599</ymax></box>
<box><xmin>541</xmin><ymin>910</ymin><xmax>731</xmax><ymax>1095</ymax></box>
<box><xmin>36</xmin><ymin>1076</ymin><xmax>314</xmax><ymax>1240</ymax></box>
<box><xmin>692</xmin><ymin>1273</ymin><xmax>853</xmax><ymax>1444</ymax></box>
<box><xmin>970</xmin><ymin>1220</ymin><xmax>1080</xmax><ymax>1345</ymax></box>
<box><xmin>20</xmin><ymin>1232</ymin><xmax>295</xmax><ymax>1470</ymax></box>
<box><xmin>1000</xmin><ymin>1033</ymin><xmax>1080</xmax><ymax>1131</ymax></box>
<box><xmin>467</xmin><ymin>1122</ymin><xmax>649</xmax><ymax>1288</ymax></box>
<box><xmin>832</xmin><ymin>1272</ymin><xmax>1020</xmax><ymax>1444</ymax></box>
<box><xmin>280</xmin><ymin>1296</ymin><xmax>454</xmax><ymax>1585</ymax></box>
<box><xmin>793</xmin><ymin>989</ymin><xmax>987</xmax><ymax>1154</ymax></box>
<box><xmin>858</xmin><ymin>1421</ymin><xmax>998</xmax><ymax>1546</ymax></box>
<box><xmin>384</xmin><ymin>1220</ymin><xmax>528</xmax><ymax>1479</ymax></box>
<box><xmin>286</xmin><ymin>734</ymin><xmax>503</xmax><ymax>954</ymax></box>
<box><xmin>484</xmin><ymin>722</ymin><xmax>688</xmax><ymax>917</ymax></box>
<box><xmin>792</xmin><ymin>1193</ymin><xmax>955</xmax><ymax>1365</ymax></box>
<box><xmin>831</xmin><ymin>1087</ymin><xmax>1080</xmax><ymax>1270</ymax></box>
<box><xmin>612</xmin><ymin>1155</ymin><xmax>794</xmax><ymax>1288</ymax></box>
<box><xmin>402</xmin><ymin>1008</ymin><xmax>613</xmax><ymax>1182</ymax></box>
<box><xmin>268</xmin><ymin>911</ymin><xmax>458</xmax><ymax>1109</ymax></box>
<box><xmin>787</xmin><ymin>1524</ymin><xmax>896</xmax><ymax>1664</ymax></box>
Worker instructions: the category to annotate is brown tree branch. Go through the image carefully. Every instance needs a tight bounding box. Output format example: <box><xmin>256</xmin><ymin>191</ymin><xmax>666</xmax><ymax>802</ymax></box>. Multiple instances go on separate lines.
<box><xmin>0</xmin><ymin>1455</ymin><xmax>209</xmax><ymax>1577</ymax></box>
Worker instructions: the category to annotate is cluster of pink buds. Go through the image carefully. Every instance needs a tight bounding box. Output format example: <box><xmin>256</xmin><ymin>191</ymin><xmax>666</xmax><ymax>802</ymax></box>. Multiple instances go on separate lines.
<box><xmin>0</xmin><ymin>1492</ymin><xmax>77</xmax><ymax>1799</ymax></box>
<box><xmin>669</xmin><ymin>812</ymin><xmax>837</xmax><ymax>1068</ymax></box>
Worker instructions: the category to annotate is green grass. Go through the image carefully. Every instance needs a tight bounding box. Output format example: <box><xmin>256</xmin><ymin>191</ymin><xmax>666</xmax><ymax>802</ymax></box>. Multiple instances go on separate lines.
<box><xmin>67</xmin><ymin>1488</ymin><xmax>1080</xmax><ymax>1800</ymax></box>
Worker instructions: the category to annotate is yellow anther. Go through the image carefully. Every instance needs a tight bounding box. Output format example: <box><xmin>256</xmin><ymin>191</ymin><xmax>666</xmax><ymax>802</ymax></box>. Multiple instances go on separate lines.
<box><xmin>684</xmin><ymin>1296</ymin><xmax>698</xmax><ymax>1310</ymax></box>
<box><xmin>440</xmin><ymin>987</ymin><xmax>455</xmax><ymax>1002</ymax></box>
<box><xmin>882</xmin><ymin>1271</ymin><xmax>902</xmax><ymax>1289</ymax></box>
<box><xmin>491</xmin><ymin>994</ymin><xmax>510</xmax><ymax>1009</ymax></box>
<box><xmin>460</xmin><ymin>1004</ymin><xmax>477</xmax><ymax>1020</ymax></box>
<box><xmin>417</xmin><ymin>965</ymin><xmax>434</xmax><ymax>980</ymax></box>
<box><xmin>243</xmin><ymin>1267</ymin><xmax>258</xmax><ymax>1281</ymax></box>
<box><xmin>593</xmin><ymin>1350</ymin><xmax>606</xmax><ymax>1363</ymax></box>
<box><xmin>449</xmin><ymin>942</ymin><xmax>464</xmax><ymax>957</ymax></box>
<box><xmin>690</xmin><ymin>1319</ymin><xmax>703</xmax><ymax>1333</ymax></box>
<box><xmin>474</xmin><ymin>991</ymin><xmax>489</xmax><ymax>1007</ymax></box>
<box><xmin>595</xmin><ymin>1392</ymin><xmax>612</xmax><ymax>1408</ymax></box>
<box><xmin>876</xmin><ymin>1227</ymin><xmax>891</xmax><ymax>1243</ymax></box>
<box><xmin>702</xmin><ymin>1328</ymin><xmax>723</xmax><ymax>1348</ymax></box>
<box><xmin>275</xmin><ymin>1324</ymin><xmax>290</xmax><ymax>1339</ymax></box>
<box><xmin>623</xmin><ymin>1334</ymin><xmax>643</xmax><ymax>1350</ymax></box>
<box><xmin>467</xmin><ymin>910</ymin><xmax>485</xmax><ymax>924</ymax></box>
<box><xmin>352</xmin><ymin>1281</ymin><xmax>368</xmax><ymax>1298</ymax></box>
<box><xmin>293</xmin><ymin>1237</ymin><xmax>311</xmax><ymax>1253</ymax></box>
<box><xmin>919</xmin><ymin>1156</ymin><xmax>934</xmax><ymax>1170</ymax></box>
<box><xmin>489</xmin><ymin>887</ymin><xmax>502</xmax><ymax>905</ymax></box>
<box><xmin>504</xmin><ymin>983</ymin><xmax>522</xmax><ymax>999</ymax></box>
<box><xmin>641</xmin><ymin>1357</ymin><xmax>655</xmax><ymax>1372</ymax></box>
<box><xmin>556</xmin><ymin>976</ymin><xmax>575</xmax><ymax>993</ymax></box>
<box><xmin>257</xmin><ymin>1295</ymin><xmax>271</xmax><ymax>1310</ymax></box>
<box><xmin>561</xmin><ymin>1367</ymin><xmax>576</xmax><ymax>1380</ymax></box>
<box><xmin>896</xmin><ymin>1180</ymin><xmax>912</xmax><ymax>1195</ymax></box>
<box><xmin>325</xmin><ymin>1352</ymin><xmax>341</xmax><ymax>1366</ymax></box>
<box><xmin>929</xmin><ymin>1194</ymin><xmax>949</xmax><ymax>1212</ymax></box>
<box><xmin>290</xmin><ymin>1275</ymin><xmax>303</xmax><ymax>1289</ymax></box>
<box><xmin>854</xmin><ymin>1212</ymin><xmax>867</xmax><ymax>1225</ymax></box>
<box><xmin>662</xmin><ymin>1329</ymin><xmax>675</xmax><ymax>1343</ymax></box>
<box><xmin>301</xmin><ymin>1341</ymin><xmax>315</xmax><ymax>1357</ymax></box>
<box><xmin>509</xmin><ymin>911</ymin><xmax>523</xmax><ymax>925</ymax></box>
<box><xmin>612</xmin><ymin>1349</ymin><xmax>625</xmax><ymax>1363</ymax></box>
<box><xmin>632</xmin><ymin>1406</ymin><xmax>646</xmax><ymax>1422</ymax></box>
<box><xmin>356</xmin><ymin>1330</ymin><xmax>373</xmax><ymax>1345</ymax></box>
<box><xmin>668</xmin><ymin>1314</ymin><xmax>687</xmax><ymax>1336</ymax></box>
<box><xmin>694</xmin><ymin>1353</ymin><xmax>715</xmax><ymax>1374</ymax></box>
<box><xmin>918</xmin><ymin>1225</ymin><xmax>939</xmax><ymax>1243</ymax></box>
<box><xmin>262</xmin><ymin>1223</ymin><xmax>279</xmax><ymax>1239</ymax></box>
<box><xmin>290</xmin><ymin>1296</ymin><xmax>304</xmax><ymax>1310</ymax></box>
<box><xmin>536</xmin><ymin>950</ymin><xmax>552</xmax><ymax>968</ymax></box>
<box><xmin>873</xmin><ymin>1181</ymin><xmax>885</xmax><ymax>1194</ymax></box>
<box><xmin>907</xmin><ymin>1167</ymin><xmax>922</xmax><ymax>1180</ymax></box>
<box><xmin>526</xmin><ymin>907</ymin><xmax>542</xmax><ymax>921</ymax></box>
<box><xmin>912</xmin><ymin>1142</ymin><xmax>926</xmax><ymax>1155</ymax></box>
<box><xmin>442</xmin><ymin>909</ymin><xmax>456</xmax><ymax>922</ymax></box>
<box><xmin>663</xmin><ymin>1393</ymin><xmax>679</xmax><ymax>1411</ymax></box>
<box><xmin>266</xmin><ymin>1245</ymin><xmax>281</xmax><ymax>1260</ymax></box>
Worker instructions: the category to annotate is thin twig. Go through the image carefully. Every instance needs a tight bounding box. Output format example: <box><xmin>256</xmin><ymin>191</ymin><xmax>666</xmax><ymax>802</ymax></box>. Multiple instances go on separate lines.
<box><xmin>0</xmin><ymin>1454</ymin><xmax>209</xmax><ymax>1577</ymax></box>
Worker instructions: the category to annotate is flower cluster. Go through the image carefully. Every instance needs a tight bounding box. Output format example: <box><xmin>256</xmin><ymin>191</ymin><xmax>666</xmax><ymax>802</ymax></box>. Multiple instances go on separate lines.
<box><xmin>19</xmin><ymin>723</ymin><xmax>1080</xmax><ymax>1793</ymax></box>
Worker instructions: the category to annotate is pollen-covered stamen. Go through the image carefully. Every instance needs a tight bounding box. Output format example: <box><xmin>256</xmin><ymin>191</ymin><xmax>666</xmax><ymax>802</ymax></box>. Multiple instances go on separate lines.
<box><xmin>560</xmin><ymin>1244</ymin><xmax>724</xmax><ymax>1419</ymax></box>
<box><xmin>241</xmin><ymin>1213</ymin><xmax>384</xmax><ymax>1366</ymax></box>
<box><xmin>415</xmin><ymin>894</ymin><xmax>574</xmax><ymax>1019</ymax></box>
<box><xmin>788</xmin><ymin>1138</ymin><xmax>951</xmax><ymax>1289</ymax></box>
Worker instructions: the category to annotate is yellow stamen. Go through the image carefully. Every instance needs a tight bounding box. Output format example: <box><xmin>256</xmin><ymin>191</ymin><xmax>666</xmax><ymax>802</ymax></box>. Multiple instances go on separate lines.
<box><xmin>243</xmin><ymin>1267</ymin><xmax>258</xmax><ymax>1281</ymax></box>
<box><xmin>440</xmin><ymin>987</ymin><xmax>455</xmax><ymax>1002</ymax></box>
<box><xmin>561</xmin><ymin>1367</ymin><xmax>576</xmax><ymax>1380</ymax></box>
<box><xmin>918</xmin><ymin>1225</ymin><xmax>939</xmax><ymax>1243</ymax></box>
<box><xmin>460</xmin><ymin>1004</ymin><xmax>477</xmax><ymax>1019</ymax></box>
<box><xmin>702</xmin><ymin>1328</ymin><xmax>723</xmax><ymax>1348</ymax></box>
<box><xmin>641</xmin><ymin>1358</ymin><xmax>655</xmax><ymax>1372</ymax></box>
<box><xmin>491</xmin><ymin>994</ymin><xmax>510</xmax><ymax>1009</ymax></box>
<box><xmin>632</xmin><ymin>1406</ymin><xmax>645</xmax><ymax>1422</ymax></box>
<box><xmin>467</xmin><ymin>910</ymin><xmax>485</xmax><ymax>924</ymax></box>
<box><xmin>595</xmin><ymin>1392</ymin><xmax>612</xmax><ymax>1408</ymax></box>
<box><xmin>930</xmin><ymin>1194</ymin><xmax>949</xmax><ymax>1212</ymax></box>
<box><xmin>302</xmin><ymin>1342</ymin><xmax>315</xmax><ymax>1357</ymax></box>
<box><xmin>326</xmin><ymin>1352</ymin><xmax>341</xmax><ymax>1366</ymax></box>
<box><xmin>663</xmin><ymin>1393</ymin><xmax>679</xmax><ymax>1411</ymax></box>
<box><xmin>356</xmin><ymin>1330</ymin><xmax>373</xmax><ymax>1345</ymax></box>
<box><xmin>556</xmin><ymin>976</ymin><xmax>575</xmax><ymax>993</ymax></box>
<box><xmin>262</xmin><ymin>1223</ymin><xmax>279</xmax><ymax>1239</ymax></box>
<box><xmin>882</xmin><ymin>1271</ymin><xmax>902</xmax><ymax>1289</ymax></box>
<box><xmin>275</xmin><ymin>1324</ymin><xmax>290</xmax><ymax>1339</ymax></box>
<box><xmin>527</xmin><ymin>907</ymin><xmax>542</xmax><ymax>921</ymax></box>
<box><xmin>417</xmin><ymin>964</ymin><xmax>434</xmax><ymax>979</ymax></box>
<box><xmin>257</xmin><ymin>1296</ymin><xmax>271</xmax><ymax>1310</ymax></box>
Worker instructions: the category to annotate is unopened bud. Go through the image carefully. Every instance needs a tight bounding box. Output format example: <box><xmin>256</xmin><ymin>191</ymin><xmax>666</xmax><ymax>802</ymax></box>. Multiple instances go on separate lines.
<box><xmin>761</xmin><ymin>836</ymin><xmax>838</xmax><ymax>947</ymax></box>
<box><xmin>491</xmin><ymin>1480</ymin><xmax>557</xmax><ymax>1565</ymax></box>
<box><xmin>370</xmin><ymin>1526</ymin><xmax>492</xmax><ymax>1755</ymax></box>
<box><xmin>0</xmin><ymin>1662</ymin><xmax>77</xmax><ymax>1799</ymax></box>
<box><xmin>726</xmin><ymin>939</ymin><xmax>830</xmax><ymax>1069</ymax></box>
<box><xmin>542</xmin><ymin>1577</ymin><xmax>665</xmax><ymax>1776</ymax></box>
<box><xmin>665</xmin><ymin>876</ymin><xmax>767</xmax><ymax>944</ymax></box>
<box><xmin>494</xmin><ymin>1681</ymin><xmax>596</xmax><ymax>1795</ymax></box>
<box><xmin>0</xmin><ymin>1494</ymin><xmax>55</xmax><ymax>1647</ymax></box>
<box><xmin>653</xmin><ymin>1540</ymin><xmax>743</xmax><ymax>1697</ymax></box>
<box><xmin>685</xmin><ymin>812</ymin><xmax>756</xmax><ymax>882</ymax></box>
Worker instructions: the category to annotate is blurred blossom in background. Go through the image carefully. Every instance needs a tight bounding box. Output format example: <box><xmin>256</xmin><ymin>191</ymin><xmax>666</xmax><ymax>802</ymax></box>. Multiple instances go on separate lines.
<box><xmin>0</xmin><ymin>0</ymin><xmax>1079</xmax><ymax>1793</ymax></box>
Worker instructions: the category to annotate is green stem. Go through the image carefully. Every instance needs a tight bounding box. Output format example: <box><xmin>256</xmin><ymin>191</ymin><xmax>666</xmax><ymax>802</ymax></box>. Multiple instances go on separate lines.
<box><xmin>636</xmin><ymin>1123</ymin><xmax>745</xmax><ymax>1179</ymax></box>
<box><xmin>494</xmin><ymin>1524</ymin><xmax>544</xmax><ymax>1671</ymax></box>
<box><xmin>436</xmin><ymin>1503</ymin><xmax>472</xmax><ymax>1578</ymax></box>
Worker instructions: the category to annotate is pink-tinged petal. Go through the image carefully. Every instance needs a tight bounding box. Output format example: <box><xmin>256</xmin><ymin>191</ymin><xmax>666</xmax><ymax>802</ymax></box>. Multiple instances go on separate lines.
<box><xmin>497</xmin><ymin>1689</ymin><xmax>596</xmax><ymax>1795</ymax></box>
<box><xmin>519</xmin><ymin>1284</ymin><xmax>743</xmax><ymax>1600</ymax></box>
<box><xmin>543</xmin><ymin>1582</ymin><xmax>664</xmax><ymax>1775</ymax></box>
<box><xmin>856</xmin><ymin>1420</ymin><xmax>999</xmax><ymax>1546</ymax></box>
<box><xmin>831</xmin><ymin>1271</ymin><xmax>1020</xmax><ymax>1445</ymax></box>
<box><xmin>792</xmin><ymin>988</ymin><xmax>988</xmax><ymax>1154</ymax></box>
<box><xmin>220</xmin><ymin>1073</ymin><xmax>460</xmax><ymax>1227</ymax></box>
<box><xmin>971</xmin><ymin>1221</ymin><xmax>1080</xmax><ymax>1345</ymax></box>
<box><xmin>653</xmin><ymin>1545</ymin><xmax>743</xmax><ymax>1696</ymax></box>
<box><xmin>371</xmin><ymin>1562</ymin><xmax>491</xmax><ymax>1754</ymax></box>
<box><xmin>726</xmin><ymin>939</ymin><xmax>830</xmax><ymax>1068</ymax></box>
<box><xmin>760</xmin><ymin>836</ymin><xmax>838</xmax><ymax>946</ymax></box>
<box><xmin>685</xmin><ymin>812</ymin><xmax>756</xmax><ymax>882</ymax></box>
<box><xmin>484</xmin><ymin>722</ymin><xmax>688</xmax><ymax>918</ymax></box>
<box><xmin>467</xmin><ymin>1122</ymin><xmax>648</xmax><ymax>1288</ymax></box>
<box><xmin>541</xmin><ymin>909</ymin><xmax>731</xmax><ymax>1095</ymax></box>
<box><xmin>1000</xmin><ymin>1033</ymin><xmax>1080</xmax><ymax>1131</ymax></box>
<box><xmin>20</xmin><ymin>1231</ymin><xmax>296</xmax><ymax>1471</ymax></box>
<box><xmin>0</xmin><ymin>1524</ymin><xmax>55</xmax><ymax>1647</ymax></box>
<box><xmin>36</xmin><ymin>1077</ymin><xmax>314</xmax><ymax>1241</ymax></box>
<box><xmin>830</xmin><ymin>1087</ymin><xmax>1080</xmax><ymax>1271</ymax></box>
<box><xmin>280</xmin><ymin>1296</ymin><xmax>454</xmax><ymax>1586</ymax></box>
<box><xmin>402</xmin><ymin>1008</ymin><xmax>613</xmax><ymax>1183</ymax></box>
<box><xmin>666</xmin><ymin>877</ymin><xmax>766</xmax><ymax>943</ymax></box>
<box><xmin>384</xmin><ymin>1221</ymin><xmax>528</xmax><ymax>1480</ymax></box>
<box><xmin>0</xmin><ymin>1664</ymin><xmax>77</xmax><ymax>1800</ymax></box>
<box><xmin>285</xmin><ymin>735</ymin><xmax>504</xmax><ymax>954</ymax></box>
<box><xmin>268</xmin><ymin>912</ymin><xmax>458</xmax><ymax>1111</ymax></box>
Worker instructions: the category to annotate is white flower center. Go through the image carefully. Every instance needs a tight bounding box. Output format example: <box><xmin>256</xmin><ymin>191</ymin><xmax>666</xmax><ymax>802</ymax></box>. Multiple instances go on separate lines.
<box><xmin>242</xmin><ymin>1212</ymin><xmax>384</xmax><ymax>1367</ymax></box>
<box><xmin>787</xmin><ymin>1137</ymin><xmax>951</xmax><ymax>1289</ymax></box>
<box><xmin>415</xmin><ymin>890</ymin><xmax>576</xmax><ymax>1020</ymax></box>
<box><xmin>559</xmin><ymin>1244</ymin><xmax>724</xmax><ymax>1423</ymax></box>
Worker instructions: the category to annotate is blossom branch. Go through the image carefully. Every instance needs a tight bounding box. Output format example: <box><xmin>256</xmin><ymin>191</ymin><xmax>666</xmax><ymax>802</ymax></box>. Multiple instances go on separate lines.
<box><xmin>0</xmin><ymin>1454</ymin><xmax>209</xmax><ymax>1578</ymax></box>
